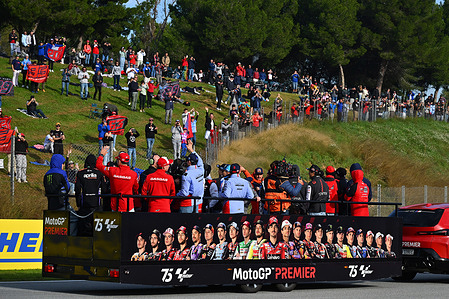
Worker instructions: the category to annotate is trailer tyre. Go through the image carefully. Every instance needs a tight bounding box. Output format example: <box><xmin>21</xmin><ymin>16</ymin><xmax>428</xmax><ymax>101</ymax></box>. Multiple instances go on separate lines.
<box><xmin>275</xmin><ymin>282</ymin><xmax>297</xmax><ymax>292</ymax></box>
<box><xmin>240</xmin><ymin>283</ymin><xmax>263</xmax><ymax>293</ymax></box>
<box><xmin>392</xmin><ymin>271</ymin><xmax>417</xmax><ymax>282</ymax></box>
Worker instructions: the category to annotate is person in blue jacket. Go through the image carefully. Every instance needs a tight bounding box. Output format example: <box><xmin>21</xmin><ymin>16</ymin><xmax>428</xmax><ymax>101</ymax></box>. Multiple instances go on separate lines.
<box><xmin>221</xmin><ymin>164</ymin><xmax>254</xmax><ymax>214</ymax></box>
<box><xmin>43</xmin><ymin>154</ymin><xmax>78</xmax><ymax>235</ymax></box>
<box><xmin>98</xmin><ymin>118</ymin><xmax>110</xmax><ymax>154</ymax></box>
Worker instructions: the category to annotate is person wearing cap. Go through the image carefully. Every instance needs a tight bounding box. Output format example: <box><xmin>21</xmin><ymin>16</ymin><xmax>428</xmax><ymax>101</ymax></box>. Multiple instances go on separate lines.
<box><xmin>83</xmin><ymin>40</ymin><xmax>92</xmax><ymax>66</ymax></box>
<box><xmin>173</xmin><ymin>226</ymin><xmax>190</xmax><ymax>260</ymax></box>
<box><xmin>138</xmin><ymin>153</ymin><xmax>160</xmax><ymax>195</ymax></box>
<box><xmin>365</xmin><ymin>230</ymin><xmax>377</xmax><ymax>258</ymax></box>
<box><xmin>224</xmin><ymin>222</ymin><xmax>239</xmax><ymax>260</ymax></box>
<box><xmin>221</xmin><ymin>163</ymin><xmax>254</xmax><ymax>214</ymax></box>
<box><xmin>131</xmin><ymin>233</ymin><xmax>148</xmax><ymax>261</ymax></box>
<box><xmin>141</xmin><ymin>156</ymin><xmax>175</xmax><ymax>213</ymax></box>
<box><xmin>313</xmin><ymin>224</ymin><xmax>328</xmax><ymax>259</ymax></box>
<box><xmin>147</xmin><ymin>79</ymin><xmax>159</xmax><ymax>108</ymax></box>
<box><xmin>213</xmin><ymin>222</ymin><xmax>228</xmax><ymax>260</ymax></box>
<box><xmin>11</xmin><ymin>55</ymin><xmax>21</xmax><ymax>87</ymax></box>
<box><xmin>345</xmin><ymin>163</ymin><xmax>370</xmax><ymax>216</ymax></box>
<box><xmin>208</xmin><ymin>163</ymin><xmax>229</xmax><ymax>207</ymax></box>
<box><xmin>98</xmin><ymin>118</ymin><xmax>110</xmax><ymax>155</ymax></box>
<box><xmin>15</xmin><ymin>132</ymin><xmax>28</xmax><ymax>183</ymax></box>
<box><xmin>305</xmin><ymin>164</ymin><xmax>329</xmax><ymax>216</ymax></box>
<box><xmin>234</xmin><ymin>221</ymin><xmax>253</xmax><ymax>260</ymax></box>
<box><xmin>159</xmin><ymin>228</ymin><xmax>177</xmax><ymax>261</ymax></box>
<box><xmin>240</xmin><ymin>166</ymin><xmax>265</xmax><ymax>214</ymax></box>
<box><xmin>201</xmin><ymin>224</ymin><xmax>216</xmax><ymax>260</ymax></box>
<box><xmin>247</xmin><ymin>220</ymin><xmax>267</xmax><ymax>259</ymax></box>
<box><xmin>50</xmin><ymin>123</ymin><xmax>65</xmax><ymax>155</ymax></box>
<box><xmin>334</xmin><ymin>226</ymin><xmax>349</xmax><ymax>258</ymax></box>
<box><xmin>325</xmin><ymin>224</ymin><xmax>340</xmax><ymax>259</ymax></box>
<box><xmin>302</xmin><ymin>223</ymin><xmax>316</xmax><ymax>258</ymax></box>
<box><xmin>143</xmin><ymin>61</ymin><xmax>151</xmax><ymax>81</ymax></box>
<box><xmin>171</xmin><ymin>119</ymin><xmax>182</xmax><ymax>159</ymax></box>
<box><xmin>385</xmin><ymin>234</ymin><xmax>396</xmax><ymax>258</ymax></box>
<box><xmin>148</xmin><ymin>230</ymin><xmax>161</xmax><ymax>260</ymax></box>
<box><xmin>323</xmin><ymin>165</ymin><xmax>339</xmax><ymax>215</ymax></box>
<box><xmin>280</xmin><ymin>220</ymin><xmax>294</xmax><ymax>259</ymax></box>
<box><xmin>355</xmin><ymin>229</ymin><xmax>368</xmax><ymax>258</ymax></box>
<box><xmin>176</xmin><ymin>140</ymin><xmax>204</xmax><ymax>213</ymax></box>
<box><xmin>97</xmin><ymin>146</ymin><xmax>139</xmax><ymax>212</ymax></box>
<box><xmin>346</xmin><ymin>227</ymin><xmax>357</xmax><ymax>258</ymax></box>
<box><xmin>375</xmin><ymin>232</ymin><xmax>386</xmax><ymax>258</ymax></box>
<box><xmin>92</xmin><ymin>40</ymin><xmax>100</xmax><ymax>63</ymax></box>
<box><xmin>189</xmin><ymin>225</ymin><xmax>203</xmax><ymax>260</ymax></box>
<box><xmin>26</xmin><ymin>95</ymin><xmax>47</xmax><ymax>119</ymax></box>
<box><xmin>260</xmin><ymin>217</ymin><xmax>287</xmax><ymax>259</ymax></box>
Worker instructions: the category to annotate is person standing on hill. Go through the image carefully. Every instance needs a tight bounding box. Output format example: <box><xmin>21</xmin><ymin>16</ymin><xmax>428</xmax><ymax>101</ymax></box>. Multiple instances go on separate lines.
<box><xmin>145</xmin><ymin>118</ymin><xmax>158</xmax><ymax>159</ymax></box>
<box><xmin>92</xmin><ymin>70</ymin><xmax>103</xmax><ymax>101</ymax></box>
<box><xmin>78</xmin><ymin>67</ymin><xmax>90</xmax><ymax>100</ymax></box>
<box><xmin>51</xmin><ymin>123</ymin><xmax>65</xmax><ymax>155</ymax></box>
<box><xmin>125</xmin><ymin>128</ymin><xmax>140</xmax><ymax>170</ymax></box>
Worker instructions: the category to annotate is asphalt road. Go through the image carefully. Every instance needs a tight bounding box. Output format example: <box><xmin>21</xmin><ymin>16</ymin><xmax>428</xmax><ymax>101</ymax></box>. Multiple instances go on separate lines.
<box><xmin>0</xmin><ymin>273</ymin><xmax>448</xmax><ymax>298</ymax></box>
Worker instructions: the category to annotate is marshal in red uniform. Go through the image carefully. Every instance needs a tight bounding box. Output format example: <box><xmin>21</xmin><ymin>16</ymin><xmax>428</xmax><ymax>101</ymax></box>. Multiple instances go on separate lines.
<box><xmin>141</xmin><ymin>157</ymin><xmax>175</xmax><ymax>212</ymax></box>
<box><xmin>97</xmin><ymin>148</ymin><xmax>139</xmax><ymax>212</ymax></box>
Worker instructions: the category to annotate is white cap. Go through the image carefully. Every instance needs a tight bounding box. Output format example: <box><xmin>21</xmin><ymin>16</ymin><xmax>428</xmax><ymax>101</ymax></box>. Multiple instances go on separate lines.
<box><xmin>281</xmin><ymin>220</ymin><xmax>292</xmax><ymax>230</ymax></box>
<box><xmin>375</xmin><ymin>232</ymin><xmax>384</xmax><ymax>239</ymax></box>
<box><xmin>385</xmin><ymin>234</ymin><xmax>393</xmax><ymax>241</ymax></box>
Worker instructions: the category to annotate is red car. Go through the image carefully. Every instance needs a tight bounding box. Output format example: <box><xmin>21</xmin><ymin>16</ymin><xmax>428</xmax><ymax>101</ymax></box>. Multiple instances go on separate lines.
<box><xmin>393</xmin><ymin>203</ymin><xmax>449</xmax><ymax>281</ymax></box>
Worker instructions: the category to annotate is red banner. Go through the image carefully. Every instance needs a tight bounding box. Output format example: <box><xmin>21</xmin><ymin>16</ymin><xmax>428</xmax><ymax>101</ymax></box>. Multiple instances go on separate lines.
<box><xmin>45</xmin><ymin>44</ymin><xmax>66</xmax><ymax>62</ymax></box>
<box><xmin>106</xmin><ymin>115</ymin><xmax>128</xmax><ymax>135</ymax></box>
<box><xmin>0</xmin><ymin>116</ymin><xmax>12</xmax><ymax>130</ymax></box>
<box><xmin>0</xmin><ymin>129</ymin><xmax>15</xmax><ymax>153</ymax></box>
<box><xmin>27</xmin><ymin>65</ymin><xmax>49</xmax><ymax>83</ymax></box>
<box><xmin>0</xmin><ymin>77</ymin><xmax>14</xmax><ymax>96</ymax></box>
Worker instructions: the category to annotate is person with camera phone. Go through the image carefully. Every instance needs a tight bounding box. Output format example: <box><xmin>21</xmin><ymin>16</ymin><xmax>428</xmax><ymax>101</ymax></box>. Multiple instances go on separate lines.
<box><xmin>264</xmin><ymin>159</ymin><xmax>304</xmax><ymax>215</ymax></box>
<box><xmin>125</xmin><ymin>127</ymin><xmax>140</xmax><ymax>170</ymax></box>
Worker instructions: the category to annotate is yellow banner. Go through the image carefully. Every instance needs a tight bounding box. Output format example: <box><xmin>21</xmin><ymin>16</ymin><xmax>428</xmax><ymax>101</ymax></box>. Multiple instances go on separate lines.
<box><xmin>0</xmin><ymin>219</ymin><xmax>43</xmax><ymax>270</ymax></box>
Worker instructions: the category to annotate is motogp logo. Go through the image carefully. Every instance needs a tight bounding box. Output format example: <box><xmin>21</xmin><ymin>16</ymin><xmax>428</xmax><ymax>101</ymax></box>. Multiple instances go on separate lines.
<box><xmin>348</xmin><ymin>265</ymin><xmax>373</xmax><ymax>278</ymax></box>
<box><xmin>94</xmin><ymin>218</ymin><xmax>118</xmax><ymax>232</ymax></box>
<box><xmin>161</xmin><ymin>268</ymin><xmax>193</xmax><ymax>283</ymax></box>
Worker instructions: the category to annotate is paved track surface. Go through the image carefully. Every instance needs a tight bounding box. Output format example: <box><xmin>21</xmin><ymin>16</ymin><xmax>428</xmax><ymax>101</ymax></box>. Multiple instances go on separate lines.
<box><xmin>0</xmin><ymin>273</ymin><xmax>448</xmax><ymax>298</ymax></box>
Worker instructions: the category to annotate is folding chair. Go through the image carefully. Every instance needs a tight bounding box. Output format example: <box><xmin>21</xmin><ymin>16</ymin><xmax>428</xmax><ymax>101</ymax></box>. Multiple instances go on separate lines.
<box><xmin>89</xmin><ymin>103</ymin><xmax>102</xmax><ymax>119</ymax></box>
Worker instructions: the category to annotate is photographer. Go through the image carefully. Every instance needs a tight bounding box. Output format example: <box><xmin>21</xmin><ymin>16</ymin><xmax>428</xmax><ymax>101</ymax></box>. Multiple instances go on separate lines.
<box><xmin>264</xmin><ymin>160</ymin><xmax>304</xmax><ymax>215</ymax></box>
<box><xmin>171</xmin><ymin>120</ymin><xmax>182</xmax><ymax>159</ymax></box>
<box><xmin>26</xmin><ymin>95</ymin><xmax>47</xmax><ymax>118</ymax></box>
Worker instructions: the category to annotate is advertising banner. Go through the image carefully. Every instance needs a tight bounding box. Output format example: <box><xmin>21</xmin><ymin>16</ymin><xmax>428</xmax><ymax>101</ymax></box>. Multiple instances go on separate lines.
<box><xmin>117</xmin><ymin>213</ymin><xmax>402</xmax><ymax>285</ymax></box>
<box><xmin>0</xmin><ymin>220</ymin><xmax>43</xmax><ymax>270</ymax></box>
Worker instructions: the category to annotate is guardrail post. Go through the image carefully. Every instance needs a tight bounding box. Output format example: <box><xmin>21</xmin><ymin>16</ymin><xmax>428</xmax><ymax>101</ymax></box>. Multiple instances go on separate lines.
<box><xmin>402</xmin><ymin>185</ymin><xmax>405</xmax><ymax>207</ymax></box>
<box><xmin>10</xmin><ymin>134</ymin><xmax>15</xmax><ymax>205</ymax></box>
<box><xmin>377</xmin><ymin>184</ymin><xmax>381</xmax><ymax>217</ymax></box>
<box><xmin>445</xmin><ymin>186</ymin><xmax>448</xmax><ymax>203</ymax></box>
<box><xmin>424</xmin><ymin>185</ymin><xmax>428</xmax><ymax>204</ymax></box>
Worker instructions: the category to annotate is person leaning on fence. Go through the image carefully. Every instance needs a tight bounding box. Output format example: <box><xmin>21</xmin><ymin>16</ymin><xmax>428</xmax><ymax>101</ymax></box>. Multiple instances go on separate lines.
<box><xmin>75</xmin><ymin>154</ymin><xmax>106</xmax><ymax>236</ymax></box>
<box><xmin>141</xmin><ymin>156</ymin><xmax>176</xmax><ymax>213</ymax></box>
<box><xmin>96</xmin><ymin>146</ymin><xmax>139</xmax><ymax>212</ymax></box>
<box><xmin>98</xmin><ymin>118</ymin><xmax>110</xmax><ymax>155</ymax></box>
<box><xmin>175</xmin><ymin>140</ymin><xmax>204</xmax><ymax>213</ymax></box>
<box><xmin>304</xmin><ymin>164</ymin><xmax>329</xmax><ymax>216</ymax></box>
<box><xmin>43</xmin><ymin>154</ymin><xmax>78</xmax><ymax>235</ymax></box>
<box><xmin>323</xmin><ymin>165</ymin><xmax>339</xmax><ymax>216</ymax></box>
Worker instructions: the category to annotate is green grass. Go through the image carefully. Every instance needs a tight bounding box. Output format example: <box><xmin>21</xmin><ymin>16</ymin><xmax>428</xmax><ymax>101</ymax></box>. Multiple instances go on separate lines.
<box><xmin>0</xmin><ymin>269</ymin><xmax>56</xmax><ymax>281</ymax></box>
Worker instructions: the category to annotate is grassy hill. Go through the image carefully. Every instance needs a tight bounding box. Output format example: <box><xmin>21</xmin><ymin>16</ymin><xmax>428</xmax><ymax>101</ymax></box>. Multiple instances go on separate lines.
<box><xmin>1</xmin><ymin>56</ymin><xmax>449</xmax><ymax>219</ymax></box>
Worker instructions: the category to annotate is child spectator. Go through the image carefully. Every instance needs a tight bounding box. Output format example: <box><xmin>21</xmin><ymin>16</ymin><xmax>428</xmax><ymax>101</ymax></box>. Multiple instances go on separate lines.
<box><xmin>181</xmin><ymin>128</ymin><xmax>188</xmax><ymax>157</ymax></box>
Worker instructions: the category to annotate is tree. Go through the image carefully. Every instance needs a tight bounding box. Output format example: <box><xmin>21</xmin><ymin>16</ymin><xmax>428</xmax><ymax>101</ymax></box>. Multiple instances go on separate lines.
<box><xmin>296</xmin><ymin>0</ymin><xmax>365</xmax><ymax>87</ymax></box>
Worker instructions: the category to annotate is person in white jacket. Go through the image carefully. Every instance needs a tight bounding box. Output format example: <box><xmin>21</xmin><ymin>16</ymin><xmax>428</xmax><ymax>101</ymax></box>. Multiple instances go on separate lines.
<box><xmin>78</xmin><ymin>67</ymin><xmax>90</xmax><ymax>100</ymax></box>
<box><xmin>137</xmin><ymin>49</ymin><xmax>146</xmax><ymax>68</ymax></box>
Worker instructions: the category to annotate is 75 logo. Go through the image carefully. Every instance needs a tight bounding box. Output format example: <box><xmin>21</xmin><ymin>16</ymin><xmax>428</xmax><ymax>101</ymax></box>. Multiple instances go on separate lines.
<box><xmin>161</xmin><ymin>268</ymin><xmax>193</xmax><ymax>283</ymax></box>
<box><xmin>348</xmin><ymin>265</ymin><xmax>373</xmax><ymax>278</ymax></box>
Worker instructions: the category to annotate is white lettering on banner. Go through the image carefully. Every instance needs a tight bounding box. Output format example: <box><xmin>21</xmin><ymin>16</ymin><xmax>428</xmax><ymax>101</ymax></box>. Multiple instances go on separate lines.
<box><xmin>112</xmin><ymin>175</ymin><xmax>131</xmax><ymax>180</ymax></box>
<box><xmin>44</xmin><ymin>217</ymin><xmax>66</xmax><ymax>226</ymax></box>
<box><xmin>348</xmin><ymin>265</ymin><xmax>373</xmax><ymax>278</ymax></box>
<box><xmin>94</xmin><ymin>218</ymin><xmax>119</xmax><ymax>232</ymax></box>
<box><xmin>232</xmin><ymin>267</ymin><xmax>273</xmax><ymax>281</ymax></box>
<box><xmin>402</xmin><ymin>241</ymin><xmax>421</xmax><ymax>248</ymax></box>
<box><xmin>161</xmin><ymin>268</ymin><xmax>193</xmax><ymax>283</ymax></box>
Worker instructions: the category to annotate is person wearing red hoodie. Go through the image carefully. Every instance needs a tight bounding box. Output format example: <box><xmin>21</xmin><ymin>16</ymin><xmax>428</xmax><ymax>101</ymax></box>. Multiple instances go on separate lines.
<box><xmin>323</xmin><ymin>166</ymin><xmax>339</xmax><ymax>215</ymax></box>
<box><xmin>345</xmin><ymin>164</ymin><xmax>369</xmax><ymax>216</ymax></box>
<box><xmin>141</xmin><ymin>157</ymin><xmax>176</xmax><ymax>212</ymax></box>
<box><xmin>96</xmin><ymin>146</ymin><xmax>139</xmax><ymax>212</ymax></box>
<box><xmin>146</xmin><ymin>80</ymin><xmax>159</xmax><ymax>108</ymax></box>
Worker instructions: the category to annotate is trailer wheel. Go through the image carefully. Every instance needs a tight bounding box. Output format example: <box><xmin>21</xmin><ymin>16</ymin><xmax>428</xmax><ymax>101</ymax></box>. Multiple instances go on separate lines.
<box><xmin>240</xmin><ymin>283</ymin><xmax>263</xmax><ymax>293</ymax></box>
<box><xmin>275</xmin><ymin>283</ymin><xmax>297</xmax><ymax>292</ymax></box>
<box><xmin>392</xmin><ymin>271</ymin><xmax>417</xmax><ymax>282</ymax></box>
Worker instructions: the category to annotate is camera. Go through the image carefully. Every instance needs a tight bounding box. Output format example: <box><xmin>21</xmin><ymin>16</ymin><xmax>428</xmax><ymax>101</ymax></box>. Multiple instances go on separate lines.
<box><xmin>168</xmin><ymin>158</ymin><xmax>188</xmax><ymax>178</ymax></box>
<box><xmin>271</xmin><ymin>157</ymin><xmax>300</xmax><ymax>179</ymax></box>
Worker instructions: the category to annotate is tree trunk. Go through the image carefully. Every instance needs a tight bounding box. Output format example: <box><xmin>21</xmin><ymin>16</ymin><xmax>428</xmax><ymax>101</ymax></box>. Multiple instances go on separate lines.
<box><xmin>376</xmin><ymin>59</ymin><xmax>389</xmax><ymax>96</ymax></box>
<box><xmin>77</xmin><ymin>36</ymin><xmax>83</xmax><ymax>51</ymax></box>
<box><xmin>32</xmin><ymin>22</ymin><xmax>39</xmax><ymax>33</ymax></box>
<box><xmin>434</xmin><ymin>85</ymin><xmax>440</xmax><ymax>101</ymax></box>
<box><xmin>339</xmin><ymin>64</ymin><xmax>345</xmax><ymax>88</ymax></box>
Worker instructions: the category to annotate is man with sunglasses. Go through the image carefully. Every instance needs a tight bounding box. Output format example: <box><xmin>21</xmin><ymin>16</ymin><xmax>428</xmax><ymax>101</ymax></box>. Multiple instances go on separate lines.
<box><xmin>50</xmin><ymin>123</ymin><xmax>65</xmax><ymax>155</ymax></box>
